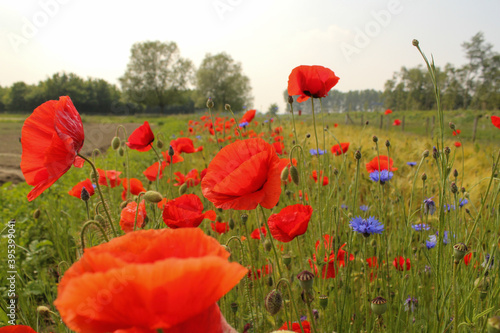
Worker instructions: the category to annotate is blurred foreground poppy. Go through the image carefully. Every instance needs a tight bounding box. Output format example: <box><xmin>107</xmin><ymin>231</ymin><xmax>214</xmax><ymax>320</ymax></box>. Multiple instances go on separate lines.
<box><xmin>0</xmin><ymin>326</ymin><xmax>37</xmax><ymax>333</ymax></box>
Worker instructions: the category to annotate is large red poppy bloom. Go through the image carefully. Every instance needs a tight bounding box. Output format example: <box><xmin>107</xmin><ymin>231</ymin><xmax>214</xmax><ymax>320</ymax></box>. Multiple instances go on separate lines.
<box><xmin>119</xmin><ymin>200</ymin><xmax>147</xmax><ymax>233</ymax></box>
<box><xmin>126</xmin><ymin>121</ymin><xmax>154</xmax><ymax>152</ymax></box>
<box><xmin>384</xmin><ymin>109</ymin><xmax>392</xmax><ymax>115</ymax></box>
<box><xmin>68</xmin><ymin>179</ymin><xmax>95</xmax><ymax>199</ymax></box>
<box><xmin>0</xmin><ymin>326</ymin><xmax>37</xmax><ymax>333</ymax></box>
<box><xmin>239</xmin><ymin>109</ymin><xmax>256</xmax><ymax>124</ymax></box>
<box><xmin>491</xmin><ymin>115</ymin><xmax>500</xmax><ymax>129</ymax></box>
<box><xmin>97</xmin><ymin>169</ymin><xmax>122</xmax><ymax>187</ymax></box>
<box><xmin>170</xmin><ymin>137</ymin><xmax>203</xmax><ymax>154</ymax></box>
<box><xmin>201</xmin><ymin>138</ymin><xmax>281</xmax><ymax>210</ymax></box>
<box><xmin>393</xmin><ymin>119</ymin><xmax>401</xmax><ymax>126</ymax></box>
<box><xmin>366</xmin><ymin>156</ymin><xmax>398</xmax><ymax>173</ymax></box>
<box><xmin>267</xmin><ymin>204</ymin><xmax>313</xmax><ymax>242</ymax></box>
<box><xmin>54</xmin><ymin>228</ymin><xmax>247</xmax><ymax>332</ymax></box>
<box><xmin>21</xmin><ymin>96</ymin><xmax>85</xmax><ymax>201</ymax></box>
<box><xmin>162</xmin><ymin>194</ymin><xmax>216</xmax><ymax>229</ymax></box>
<box><xmin>311</xmin><ymin>170</ymin><xmax>329</xmax><ymax>186</ymax></box>
<box><xmin>287</xmin><ymin>65</ymin><xmax>340</xmax><ymax>103</ymax></box>
<box><xmin>331</xmin><ymin>142</ymin><xmax>350</xmax><ymax>156</ymax></box>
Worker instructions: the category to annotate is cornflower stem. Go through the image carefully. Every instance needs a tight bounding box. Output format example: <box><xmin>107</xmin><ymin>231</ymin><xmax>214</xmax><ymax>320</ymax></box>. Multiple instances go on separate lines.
<box><xmin>133</xmin><ymin>192</ymin><xmax>145</xmax><ymax>231</ymax></box>
<box><xmin>225</xmin><ymin>105</ymin><xmax>243</xmax><ymax>138</ymax></box>
<box><xmin>80</xmin><ymin>220</ymin><xmax>110</xmax><ymax>252</ymax></box>
<box><xmin>407</xmin><ymin>155</ymin><xmax>426</xmax><ymax>225</ymax></box>
<box><xmin>78</xmin><ymin>153</ymin><xmax>117</xmax><ymax>237</ymax></box>
<box><xmin>276</xmin><ymin>278</ymin><xmax>306</xmax><ymax>333</ymax></box>
<box><xmin>363</xmin><ymin>237</ymin><xmax>371</xmax><ymax>333</ymax></box>
<box><xmin>452</xmin><ymin>262</ymin><xmax>458</xmax><ymax>333</ymax></box>
<box><xmin>259</xmin><ymin>205</ymin><xmax>283</xmax><ymax>278</ymax></box>
<box><xmin>310</xmin><ymin>98</ymin><xmax>324</xmax><ymax>245</ymax></box>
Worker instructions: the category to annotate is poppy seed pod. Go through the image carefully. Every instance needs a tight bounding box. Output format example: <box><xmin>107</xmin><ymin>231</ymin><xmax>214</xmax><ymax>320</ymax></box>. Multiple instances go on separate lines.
<box><xmin>453</xmin><ymin>243</ymin><xmax>468</xmax><ymax>263</ymax></box>
<box><xmin>206</xmin><ymin>97</ymin><xmax>214</xmax><ymax>109</ymax></box>
<box><xmin>412</xmin><ymin>39</ymin><xmax>419</xmax><ymax>47</ymax></box>
<box><xmin>111</xmin><ymin>136</ymin><xmax>121</xmax><ymax>150</ymax></box>
<box><xmin>371</xmin><ymin>296</ymin><xmax>388</xmax><ymax>315</ymax></box>
<box><xmin>144</xmin><ymin>190</ymin><xmax>163</xmax><ymax>204</ymax></box>
<box><xmin>297</xmin><ymin>270</ymin><xmax>315</xmax><ymax>292</ymax></box>
<box><xmin>319</xmin><ymin>295</ymin><xmax>328</xmax><ymax>309</ymax></box>
<box><xmin>265</xmin><ymin>289</ymin><xmax>283</xmax><ymax>315</ymax></box>
<box><xmin>283</xmin><ymin>253</ymin><xmax>292</xmax><ymax>267</ymax></box>
<box><xmin>290</xmin><ymin>165</ymin><xmax>299</xmax><ymax>185</ymax></box>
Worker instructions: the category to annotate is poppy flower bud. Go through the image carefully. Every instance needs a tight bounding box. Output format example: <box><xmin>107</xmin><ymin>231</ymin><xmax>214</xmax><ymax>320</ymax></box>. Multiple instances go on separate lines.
<box><xmin>120</xmin><ymin>199</ymin><xmax>132</xmax><ymax>209</ymax></box>
<box><xmin>319</xmin><ymin>295</ymin><xmax>328</xmax><ymax>309</ymax></box>
<box><xmin>288</xmin><ymin>95</ymin><xmax>294</xmax><ymax>104</ymax></box>
<box><xmin>372</xmin><ymin>135</ymin><xmax>378</xmax><ymax>143</ymax></box>
<box><xmin>290</xmin><ymin>165</ymin><xmax>299</xmax><ymax>185</ymax></box>
<box><xmin>444</xmin><ymin>146</ymin><xmax>451</xmax><ymax>156</ymax></box>
<box><xmin>450</xmin><ymin>182</ymin><xmax>458</xmax><ymax>194</ymax></box>
<box><xmin>81</xmin><ymin>187</ymin><xmax>90</xmax><ymax>202</ymax></box>
<box><xmin>240</xmin><ymin>214</ymin><xmax>248</xmax><ymax>223</ymax></box>
<box><xmin>156</xmin><ymin>139</ymin><xmax>164</xmax><ymax>149</ymax></box>
<box><xmin>111</xmin><ymin>136</ymin><xmax>121</xmax><ymax>150</ymax></box>
<box><xmin>229</xmin><ymin>218</ymin><xmax>235</xmax><ymax>229</ymax></box>
<box><xmin>421</xmin><ymin>173</ymin><xmax>427</xmax><ymax>181</ymax></box>
<box><xmin>487</xmin><ymin>316</ymin><xmax>500</xmax><ymax>333</ymax></box>
<box><xmin>168</xmin><ymin>145</ymin><xmax>175</xmax><ymax>157</ymax></box>
<box><xmin>206</xmin><ymin>97</ymin><xmax>214</xmax><ymax>109</ymax></box>
<box><xmin>179</xmin><ymin>183</ymin><xmax>188</xmax><ymax>196</ymax></box>
<box><xmin>231</xmin><ymin>302</ymin><xmax>238</xmax><ymax>314</ymax></box>
<box><xmin>412</xmin><ymin>39</ymin><xmax>419</xmax><ymax>47</ymax></box>
<box><xmin>449</xmin><ymin>122</ymin><xmax>456</xmax><ymax>130</ymax></box>
<box><xmin>118</xmin><ymin>146</ymin><xmax>124</xmax><ymax>156</ymax></box>
<box><xmin>265</xmin><ymin>289</ymin><xmax>283</xmax><ymax>315</ymax></box>
<box><xmin>423</xmin><ymin>150</ymin><xmax>429</xmax><ymax>158</ymax></box>
<box><xmin>225</xmin><ymin>104</ymin><xmax>231</xmax><ymax>111</ymax></box>
<box><xmin>264</xmin><ymin>239</ymin><xmax>272</xmax><ymax>252</ymax></box>
<box><xmin>453</xmin><ymin>243</ymin><xmax>468</xmax><ymax>263</ymax></box>
<box><xmin>33</xmin><ymin>209</ymin><xmax>41</xmax><ymax>219</ymax></box>
<box><xmin>281</xmin><ymin>166</ymin><xmax>290</xmax><ymax>181</ymax></box>
<box><xmin>37</xmin><ymin>305</ymin><xmax>51</xmax><ymax>315</ymax></box>
<box><xmin>144</xmin><ymin>190</ymin><xmax>163</xmax><ymax>203</ymax></box>
<box><xmin>355</xmin><ymin>150</ymin><xmax>361</xmax><ymax>160</ymax></box>
<box><xmin>297</xmin><ymin>270</ymin><xmax>315</xmax><ymax>292</ymax></box>
<box><xmin>371</xmin><ymin>296</ymin><xmax>388</xmax><ymax>315</ymax></box>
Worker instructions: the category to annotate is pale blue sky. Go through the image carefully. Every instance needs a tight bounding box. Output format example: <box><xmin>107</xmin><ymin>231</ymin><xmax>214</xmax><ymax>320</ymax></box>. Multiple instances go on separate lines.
<box><xmin>1</xmin><ymin>0</ymin><xmax>499</xmax><ymax>113</ymax></box>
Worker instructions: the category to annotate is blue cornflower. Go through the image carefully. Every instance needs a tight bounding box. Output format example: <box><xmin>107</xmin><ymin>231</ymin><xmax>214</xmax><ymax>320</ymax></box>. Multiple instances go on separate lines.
<box><xmin>310</xmin><ymin>148</ymin><xmax>326</xmax><ymax>156</ymax></box>
<box><xmin>404</xmin><ymin>296</ymin><xmax>418</xmax><ymax>312</ymax></box>
<box><xmin>407</xmin><ymin>162</ymin><xmax>417</xmax><ymax>167</ymax></box>
<box><xmin>359</xmin><ymin>205</ymin><xmax>370</xmax><ymax>212</ymax></box>
<box><xmin>459</xmin><ymin>198</ymin><xmax>468</xmax><ymax>208</ymax></box>
<box><xmin>349</xmin><ymin>216</ymin><xmax>384</xmax><ymax>237</ymax></box>
<box><xmin>341</xmin><ymin>204</ymin><xmax>349</xmax><ymax>210</ymax></box>
<box><xmin>482</xmin><ymin>254</ymin><xmax>494</xmax><ymax>270</ymax></box>
<box><xmin>423</xmin><ymin>197</ymin><xmax>436</xmax><ymax>215</ymax></box>
<box><xmin>369</xmin><ymin>170</ymin><xmax>393</xmax><ymax>184</ymax></box>
<box><xmin>263</xmin><ymin>119</ymin><xmax>269</xmax><ymax>123</ymax></box>
<box><xmin>411</xmin><ymin>223</ymin><xmax>430</xmax><ymax>231</ymax></box>
<box><xmin>444</xmin><ymin>204</ymin><xmax>455</xmax><ymax>212</ymax></box>
<box><xmin>196</xmin><ymin>135</ymin><xmax>202</xmax><ymax>140</ymax></box>
<box><xmin>239</xmin><ymin>121</ymin><xmax>249</xmax><ymax>128</ymax></box>
<box><xmin>426</xmin><ymin>235</ymin><xmax>437</xmax><ymax>249</ymax></box>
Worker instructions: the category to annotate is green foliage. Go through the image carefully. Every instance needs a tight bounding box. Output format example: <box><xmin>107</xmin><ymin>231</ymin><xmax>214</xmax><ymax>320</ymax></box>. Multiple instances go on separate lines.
<box><xmin>195</xmin><ymin>52</ymin><xmax>253</xmax><ymax>111</ymax></box>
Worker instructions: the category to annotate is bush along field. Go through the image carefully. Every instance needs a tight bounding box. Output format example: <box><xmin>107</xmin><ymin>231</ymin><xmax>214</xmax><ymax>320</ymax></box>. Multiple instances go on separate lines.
<box><xmin>1</xmin><ymin>41</ymin><xmax>500</xmax><ymax>333</ymax></box>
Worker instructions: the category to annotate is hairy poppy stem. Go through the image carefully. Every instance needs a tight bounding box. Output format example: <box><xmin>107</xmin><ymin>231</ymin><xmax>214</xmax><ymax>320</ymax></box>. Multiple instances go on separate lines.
<box><xmin>80</xmin><ymin>220</ymin><xmax>110</xmax><ymax>252</ymax></box>
<box><xmin>150</xmin><ymin>144</ymin><xmax>163</xmax><ymax>191</ymax></box>
<box><xmin>78</xmin><ymin>153</ymin><xmax>118</xmax><ymax>237</ymax></box>
<box><xmin>258</xmin><ymin>205</ymin><xmax>283</xmax><ymax>278</ymax></box>
<box><xmin>134</xmin><ymin>192</ymin><xmax>145</xmax><ymax>231</ymax></box>
<box><xmin>276</xmin><ymin>278</ymin><xmax>306</xmax><ymax>333</ymax></box>
<box><xmin>116</xmin><ymin>125</ymin><xmax>131</xmax><ymax>199</ymax></box>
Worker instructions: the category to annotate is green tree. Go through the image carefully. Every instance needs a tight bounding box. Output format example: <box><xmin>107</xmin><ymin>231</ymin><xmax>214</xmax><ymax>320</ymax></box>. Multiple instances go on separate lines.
<box><xmin>267</xmin><ymin>103</ymin><xmax>278</xmax><ymax>115</ymax></box>
<box><xmin>119</xmin><ymin>41</ymin><xmax>194</xmax><ymax>112</ymax></box>
<box><xmin>195</xmin><ymin>52</ymin><xmax>253</xmax><ymax>111</ymax></box>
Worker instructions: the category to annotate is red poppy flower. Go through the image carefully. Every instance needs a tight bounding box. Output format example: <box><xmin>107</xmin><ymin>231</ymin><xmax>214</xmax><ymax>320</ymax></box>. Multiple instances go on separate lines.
<box><xmin>491</xmin><ymin>115</ymin><xmax>500</xmax><ymax>129</ymax></box>
<box><xmin>162</xmin><ymin>194</ymin><xmax>216</xmax><ymax>229</ymax></box>
<box><xmin>366</xmin><ymin>256</ymin><xmax>379</xmax><ymax>268</ymax></box>
<box><xmin>211</xmin><ymin>221</ymin><xmax>230</xmax><ymax>234</ymax></box>
<box><xmin>119</xmin><ymin>200</ymin><xmax>147</xmax><ymax>233</ymax></box>
<box><xmin>464</xmin><ymin>253</ymin><xmax>472</xmax><ymax>266</ymax></box>
<box><xmin>393</xmin><ymin>119</ymin><xmax>401</xmax><ymax>126</ymax></box>
<box><xmin>170</xmin><ymin>137</ymin><xmax>203</xmax><ymax>154</ymax></box>
<box><xmin>240</xmin><ymin>109</ymin><xmax>256</xmax><ymax>124</ymax></box>
<box><xmin>54</xmin><ymin>228</ymin><xmax>247</xmax><ymax>332</ymax></box>
<box><xmin>97</xmin><ymin>169</ymin><xmax>122</xmax><ymax>187</ymax></box>
<box><xmin>68</xmin><ymin>179</ymin><xmax>95</xmax><ymax>199</ymax></box>
<box><xmin>273</xmin><ymin>141</ymin><xmax>285</xmax><ymax>155</ymax></box>
<box><xmin>143</xmin><ymin>161</ymin><xmax>166</xmax><ymax>182</ymax></box>
<box><xmin>309</xmin><ymin>238</ymin><xmax>354</xmax><ymax>279</ymax></box>
<box><xmin>201</xmin><ymin>138</ymin><xmax>282</xmax><ymax>210</ymax></box>
<box><xmin>454</xmin><ymin>141</ymin><xmax>462</xmax><ymax>148</ymax></box>
<box><xmin>311</xmin><ymin>170</ymin><xmax>329</xmax><ymax>186</ymax></box>
<box><xmin>331</xmin><ymin>142</ymin><xmax>350</xmax><ymax>156</ymax></box>
<box><xmin>452</xmin><ymin>129</ymin><xmax>461</xmax><ymax>136</ymax></box>
<box><xmin>21</xmin><ymin>96</ymin><xmax>85</xmax><ymax>201</ymax></box>
<box><xmin>161</xmin><ymin>151</ymin><xmax>184</xmax><ymax>165</ymax></box>
<box><xmin>366</xmin><ymin>156</ymin><xmax>398</xmax><ymax>173</ymax></box>
<box><xmin>0</xmin><ymin>326</ymin><xmax>38</xmax><ymax>333</ymax></box>
<box><xmin>267</xmin><ymin>204</ymin><xmax>312</xmax><ymax>242</ymax></box>
<box><xmin>334</xmin><ymin>123</ymin><xmax>338</xmax><ymax>128</ymax></box>
<box><xmin>174</xmin><ymin>169</ymin><xmax>200</xmax><ymax>187</ymax></box>
<box><xmin>121</xmin><ymin>178</ymin><xmax>146</xmax><ymax>200</ymax></box>
<box><xmin>287</xmin><ymin>65</ymin><xmax>340</xmax><ymax>103</ymax></box>
<box><xmin>126</xmin><ymin>121</ymin><xmax>154</xmax><ymax>152</ymax></box>
<box><xmin>247</xmin><ymin>264</ymin><xmax>272</xmax><ymax>280</ymax></box>
<box><xmin>384</xmin><ymin>109</ymin><xmax>392</xmax><ymax>115</ymax></box>
<box><xmin>393</xmin><ymin>256</ymin><xmax>411</xmax><ymax>271</ymax></box>
<box><xmin>250</xmin><ymin>226</ymin><xmax>267</xmax><ymax>239</ymax></box>
<box><xmin>279</xmin><ymin>320</ymin><xmax>311</xmax><ymax>333</ymax></box>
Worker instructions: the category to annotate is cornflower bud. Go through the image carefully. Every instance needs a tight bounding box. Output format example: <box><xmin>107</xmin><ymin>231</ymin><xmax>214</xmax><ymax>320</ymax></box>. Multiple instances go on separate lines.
<box><xmin>423</xmin><ymin>149</ymin><xmax>429</xmax><ymax>158</ymax></box>
<box><xmin>444</xmin><ymin>146</ymin><xmax>451</xmax><ymax>156</ymax></box>
<box><xmin>206</xmin><ymin>97</ymin><xmax>214</xmax><ymax>109</ymax></box>
<box><xmin>225</xmin><ymin>104</ymin><xmax>231</xmax><ymax>111</ymax></box>
<box><xmin>450</xmin><ymin>182</ymin><xmax>458</xmax><ymax>194</ymax></box>
<box><xmin>168</xmin><ymin>145</ymin><xmax>175</xmax><ymax>157</ymax></box>
<box><xmin>449</xmin><ymin>122</ymin><xmax>456</xmax><ymax>130</ymax></box>
<box><xmin>385</xmin><ymin>140</ymin><xmax>391</xmax><ymax>147</ymax></box>
<box><xmin>81</xmin><ymin>187</ymin><xmax>90</xmax><ymax>202</ymax></box>
<box><xmin>355</xmin><ymin>150</ymin><xmax>361</xmax><ymax>160</ymax></box>
<box><xmin>288</xmin><ymin>95</ymin><xmax>294</xmax><ymax>104</ymax></box>
<box><xmin>421</xmin><ymin>173</ymin><xmax>427</xmax><ymax>181</ymax></box>
<box><xmin>372</xmin><ymin>135</ymin><xmax>378</xmax><ymax>143</ymax></box>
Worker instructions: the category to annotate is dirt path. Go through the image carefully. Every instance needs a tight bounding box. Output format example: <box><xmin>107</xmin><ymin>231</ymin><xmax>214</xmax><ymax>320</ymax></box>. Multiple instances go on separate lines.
<box><xmin>0</xmin><ymin>122</ymin><xmax>141</xmax><ymax>185</ymax></box>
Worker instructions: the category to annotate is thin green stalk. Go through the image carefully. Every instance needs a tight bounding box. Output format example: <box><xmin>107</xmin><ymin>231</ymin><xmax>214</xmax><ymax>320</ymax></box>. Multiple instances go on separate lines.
<box><xmin>80</xmin><ymin>220</ymin><xmax>110</xmax><ymax>251</ymax></box>
<box><xmin>276</xmin><ymin>278</ymin><xmax>306</xmax><ymax>333</ymax></box>
<box><xmin>310</xmin><ymin>98</ymin><xmax>324</xmax><ymax>241</ymax></box>
<box><xmin>259</xmin><ymin>205</ymin><xmax>283</xmax><ymax>278</ymax></box>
